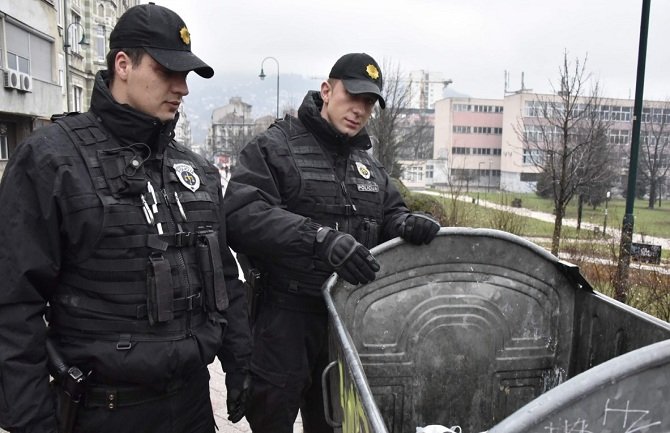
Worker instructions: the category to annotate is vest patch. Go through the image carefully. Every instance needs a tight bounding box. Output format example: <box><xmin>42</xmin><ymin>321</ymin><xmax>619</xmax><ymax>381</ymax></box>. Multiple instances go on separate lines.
<box><xmin>174</xmin><ymin>163</ymin><xmax>200</xmax><ymax>192</ymax></box>
<box><xmin>355</xmin><ymin>161</ymin><xmax>371</xmax><ymax>179</ymax></box>
<box><xmin>357</xmin><ymin>183</ymin><xmax>380</xmax><ymax>193</ymax></box>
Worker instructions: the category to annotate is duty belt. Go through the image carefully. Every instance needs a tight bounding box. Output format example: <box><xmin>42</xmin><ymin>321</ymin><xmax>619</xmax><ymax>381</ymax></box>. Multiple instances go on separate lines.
<box><xmin>264</xmin><ymin>289</ymin><xmax>327</xmax><ymax>315</ymax></box>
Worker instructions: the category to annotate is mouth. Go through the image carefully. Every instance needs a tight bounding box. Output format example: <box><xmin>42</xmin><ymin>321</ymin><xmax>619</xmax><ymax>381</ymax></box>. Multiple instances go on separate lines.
<box><xmin>167</xmin><ymin>101</ymin><xmax>181</xmax><ymax>109</ymax></box>
<box><xmin>344</xmin><ymin>118</ymin><xmax>360</xmax><ymax>128</ymax></box>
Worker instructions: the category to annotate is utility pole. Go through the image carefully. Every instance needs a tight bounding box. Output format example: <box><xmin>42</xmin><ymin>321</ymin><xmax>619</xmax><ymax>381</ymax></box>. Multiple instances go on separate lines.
<box><xmin>615</xmin><ymin>0</ymin><xmax>651</xmax><ymax>303</ymax></box>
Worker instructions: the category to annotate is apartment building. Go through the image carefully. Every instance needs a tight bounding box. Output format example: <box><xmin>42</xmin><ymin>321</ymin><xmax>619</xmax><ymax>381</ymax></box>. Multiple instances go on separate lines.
<box><xmin>0</xmin><ymin>0</ymin><xmax>138</xmax><ymax>178</ymax></box>
<box><xmin>434</xmin><ymin>92</ymin><xmax>669</xmax><ymax>193</ymax></box>
<box><xmin>433</xmin><ymin>97</ymin><xmax>504</xmax><ymax>191</ymax></box>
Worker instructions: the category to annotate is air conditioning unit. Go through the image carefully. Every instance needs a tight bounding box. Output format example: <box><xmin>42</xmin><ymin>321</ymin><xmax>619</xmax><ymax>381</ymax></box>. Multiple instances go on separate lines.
<box><xmin>18</xmin><ymin>73</ymin><xmax>33</xmax><ymax>92</ymax></box>
<box><xmin>3</xmin><ymin>69</ymin><xmax>20</xmax><ymax>89</ymax></box>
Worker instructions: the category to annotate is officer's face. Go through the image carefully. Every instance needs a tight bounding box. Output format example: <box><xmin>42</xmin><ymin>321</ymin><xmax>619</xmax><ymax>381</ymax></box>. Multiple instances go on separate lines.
<box><xmin>320</xmin><ymin>80</ymin><xmax>376</xmax><ymax>137</ymax></box>
<box><xmin>112</xmin><ymin>53</ymin><xmax>189</xmax><ymax>123</ymax></box>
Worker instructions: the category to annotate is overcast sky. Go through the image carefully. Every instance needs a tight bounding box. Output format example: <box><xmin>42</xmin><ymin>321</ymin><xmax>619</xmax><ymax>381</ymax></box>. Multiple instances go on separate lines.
<box><xmin>147</xmin><ymin>0</ymin><xmax>669</xmax><ymax>101</ymax></box>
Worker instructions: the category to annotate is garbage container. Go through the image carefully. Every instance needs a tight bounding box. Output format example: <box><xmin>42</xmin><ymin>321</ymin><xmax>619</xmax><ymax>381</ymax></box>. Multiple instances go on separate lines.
<box><xmin>322</xmin><ymin>228</ymin><xmax>670</xmax><ymax>433</ymax></box>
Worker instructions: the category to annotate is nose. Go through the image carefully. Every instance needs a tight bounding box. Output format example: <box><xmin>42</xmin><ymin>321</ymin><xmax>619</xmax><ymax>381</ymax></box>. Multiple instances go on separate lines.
<box><xmin>173</xmin><ymin>73</ymin><xmax>189</xmax><ymax>96</ymax></box>
<box><xmin>351</xmin><ymin>99</ymin><xmax>365</xmax><ymax>115</ymax></box>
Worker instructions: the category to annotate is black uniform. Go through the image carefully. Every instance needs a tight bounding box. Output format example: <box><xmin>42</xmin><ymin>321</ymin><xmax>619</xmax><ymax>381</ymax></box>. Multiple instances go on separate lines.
<box><xmin>0</xmin><ymin>70</ymin><xmax>251</xmax><ymax>433</ymax></box>
<box><xmin>224</xmin><ymin>91</ymin><xmax>412</xmax><ymax>433</ymax></box>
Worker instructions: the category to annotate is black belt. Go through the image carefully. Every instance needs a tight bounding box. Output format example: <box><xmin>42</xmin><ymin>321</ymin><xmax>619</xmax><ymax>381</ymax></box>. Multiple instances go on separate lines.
<box><xmin>84</xmin><ymin>383</ymin><xmax>181</xmax><ymax>409</ymax></box>
<box><xmin>265</xmin><ymin>289</ymin><xmax>327</xmax><ymax>315</ymax></box>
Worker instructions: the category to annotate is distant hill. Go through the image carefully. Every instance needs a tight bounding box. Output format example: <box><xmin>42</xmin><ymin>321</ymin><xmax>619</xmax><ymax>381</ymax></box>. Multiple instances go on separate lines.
<box><xmin>182</xmin><ymin>72</ymin><xmax>470</xmax><ymax>144</ymax></box>
<box><xmin>183</xmin><ymin>72</ymin><xmax>322</xmax><ymax>144</ymax></box>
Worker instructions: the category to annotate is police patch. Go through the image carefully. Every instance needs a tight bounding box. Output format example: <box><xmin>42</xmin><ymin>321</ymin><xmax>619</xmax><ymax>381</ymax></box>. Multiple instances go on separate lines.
<box><xmin>357</xmin><ymin>183</ymin><xmax>379</xmax><ymax>193</ymax></box>
<box><xmin>355</xmin><ymin>161</ymin><xmax>371</xmax><ymax>179</ymax></box>
<box><xmin>174</xmin><ymin>163</ymin><xmax>200</xmax><ymax>192</ymax></box>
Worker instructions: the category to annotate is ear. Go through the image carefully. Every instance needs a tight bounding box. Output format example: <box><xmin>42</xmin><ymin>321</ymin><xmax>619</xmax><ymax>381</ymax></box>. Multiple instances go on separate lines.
<box><xmin>114</xmin><ymin>51</ymin><xmax>132</xmax><ymax>81</ymax></box>
<box><xmin>320</xmin><ymin>80</ymin><xmax>332</xmax><ymax>104</ymax></box>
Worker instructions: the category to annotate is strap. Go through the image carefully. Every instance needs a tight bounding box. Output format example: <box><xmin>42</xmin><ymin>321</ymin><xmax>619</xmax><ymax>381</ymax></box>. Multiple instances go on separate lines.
<box><xmin>148</xmin><ymin>254</ymin><xmax>174</xmax><ymax>323</ymax></box>
<box><xmin>198</xmin><ymin>232</ymin><xmax>229</xmax><ymax>312</ymax></box>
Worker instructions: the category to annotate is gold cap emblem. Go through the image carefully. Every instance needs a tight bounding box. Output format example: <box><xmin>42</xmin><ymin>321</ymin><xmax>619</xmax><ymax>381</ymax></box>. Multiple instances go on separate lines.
<box><xmin>366</xmin><ymin>64</ymin><xmax>379</xmax><ymax>80</ymax></box>
<box><xmin>179</xmin><ymin>27</ymin><xmax>191</xmax><ymax>45</ymax></box>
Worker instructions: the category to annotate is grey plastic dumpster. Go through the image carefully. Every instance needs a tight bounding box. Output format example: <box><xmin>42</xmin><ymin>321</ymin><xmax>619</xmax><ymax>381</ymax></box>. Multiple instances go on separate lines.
<box><xmin>322</xmin><ymin>228</ymin><xmax>670</xmax><ymax>433</ymax></box>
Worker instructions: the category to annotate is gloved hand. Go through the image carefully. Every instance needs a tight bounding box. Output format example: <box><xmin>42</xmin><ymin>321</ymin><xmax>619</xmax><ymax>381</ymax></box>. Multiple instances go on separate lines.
<box><xmin>400</xmin><ymin>213</ymin><xmax>440</xmax><ymax>245</ymax></box>
<box><xmin>314</xmin><ymin>227</ymin><xmax>381</xmax><ymax>285</ymax></box>
<box><xmin>225</xmin><ymin>372</ymin><xmax>251</xmax><ymax>423</ymax></box>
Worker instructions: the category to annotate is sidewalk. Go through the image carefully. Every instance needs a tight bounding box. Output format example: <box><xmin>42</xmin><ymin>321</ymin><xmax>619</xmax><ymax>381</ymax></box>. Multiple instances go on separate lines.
<box><xmin>417</xmin><ymin>190</ymin><xmax>670</xmax><ymax>251</ymax></box>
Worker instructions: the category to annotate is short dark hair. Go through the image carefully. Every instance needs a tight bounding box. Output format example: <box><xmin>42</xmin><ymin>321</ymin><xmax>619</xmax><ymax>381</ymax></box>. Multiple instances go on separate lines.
<box><xmin>105</xmin><ymin>47</ymin><xmax>147</xmax><ymax>81</ymax></box>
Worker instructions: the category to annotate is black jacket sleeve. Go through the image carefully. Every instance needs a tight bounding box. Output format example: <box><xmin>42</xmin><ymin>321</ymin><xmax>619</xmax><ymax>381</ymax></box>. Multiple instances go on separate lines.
<box><xmin>224</xmin><ymin>130</ymin><xmax>320</xmax><ymax>258</ymax></box>
<box><xmin>0</xmin><ymin>139</ymin><xmax>60</xmax><ymax>433</ymax></box>
<box><xmin>215</xmin><ymin>185</ymin><xmax>252</xmax><ymax>375</ymax></box>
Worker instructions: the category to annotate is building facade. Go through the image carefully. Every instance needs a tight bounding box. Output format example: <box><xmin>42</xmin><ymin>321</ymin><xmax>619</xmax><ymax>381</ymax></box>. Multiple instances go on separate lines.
<box><xmin>0</xmin><ymin>0</ymin><xmax>138</xmax><ymax>178</ymax></box>
<box><xmin>206</xmin><ymin>97</ymin><xmax>274</xmax><ymax>170</ymax></box>
<box><xmin>433</xmin><ymin>92</ymin><xmax>670</xmax><ymax>194</ymax></box>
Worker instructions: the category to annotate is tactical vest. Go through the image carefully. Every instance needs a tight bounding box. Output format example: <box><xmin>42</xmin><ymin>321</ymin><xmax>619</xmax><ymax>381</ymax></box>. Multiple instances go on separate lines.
<box><xmin>260</xmin><ymin>119</ymin><xmax>387</xmax><ymax>292</ymax></box>
<box><xmin>48</xmin><ymin>112</ymin><xmax>228</xmax><ymax>348</ymax></box>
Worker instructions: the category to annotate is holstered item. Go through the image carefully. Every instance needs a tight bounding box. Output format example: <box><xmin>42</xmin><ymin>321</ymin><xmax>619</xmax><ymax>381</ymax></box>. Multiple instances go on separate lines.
<box><xmin>196</xmin><ymin>229</ymin><xmax>229</xmax><ymax>313</ymax></box>
<box><xmin>237</xmin><ymin>254</ymin><xmax>263</xmax><ymax>325</ymax></box>
<box><xmin>146</xmin><ymin>253</ymin><xmax>175</xmax><ymax>325</ymax></box>
<box><xmin>47</xmin><ymin>339</ymin><xmax>88</xmax><ymax>433</ymax></box>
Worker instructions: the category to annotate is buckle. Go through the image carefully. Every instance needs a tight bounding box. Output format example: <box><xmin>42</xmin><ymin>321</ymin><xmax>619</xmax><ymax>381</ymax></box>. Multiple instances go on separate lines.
<box><xmin>175</xmin><ymin>232</ymin><xmax>194</xmax><ymax>248</ymax></box>
<box><xmin>186</xmin><ymin>293</ymin><xmax>201</xmax><ymax>311</ymax></box>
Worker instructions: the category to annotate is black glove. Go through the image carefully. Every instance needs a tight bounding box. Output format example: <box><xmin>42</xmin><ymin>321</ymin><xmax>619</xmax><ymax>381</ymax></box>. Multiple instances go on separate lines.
<box><xmin>225</xmin><ymin>372</ymin><xmax>251</xmax><ymax>423</ymax></box>
<box><xmin>400</xmin><ymin>213</ymin><xmax>440</xmax><ymax>245</ymax></box>
<box><xmin>314</xmin><ymin>227</ymin><xmax>380</xmax><ymax>285</ymax></box>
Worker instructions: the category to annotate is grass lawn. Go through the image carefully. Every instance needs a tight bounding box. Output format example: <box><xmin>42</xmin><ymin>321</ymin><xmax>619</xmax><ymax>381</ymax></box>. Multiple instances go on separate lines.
<box><xmin>411</xmin><ymin>191</ymin><xmax>669</xmax><ymax>262</ymax></box>
<box><xmin>474</xmin><ymin>191</ymin><xmax>670</xmax><ymax>239</ymax></box>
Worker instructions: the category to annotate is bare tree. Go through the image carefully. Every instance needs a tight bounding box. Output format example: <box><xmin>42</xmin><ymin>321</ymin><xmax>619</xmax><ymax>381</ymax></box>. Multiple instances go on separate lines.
<box><xmin>397</xmin><ymin>111</ymin><xmax>434</xmax><ymax>160</ymax></box>
<box><xmin>639</xmin><ymin>101</ymin><xmax>670</xmax><ymax>208</ymax></box>
<box><xmin>515</xmin><ymin>52</ymin><xmax>616</xmax><ymax>256</ymax></box>
<box><xmin>367</xmin><ymin>60</ymin><xmax>412</xmax><ymax>178</ymax></box>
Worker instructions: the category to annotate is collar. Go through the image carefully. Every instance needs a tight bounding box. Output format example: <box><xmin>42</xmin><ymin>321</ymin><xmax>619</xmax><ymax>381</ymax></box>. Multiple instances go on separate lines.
<box><xmin>89</xmin><ymin>70</ymin><xmax>176</xmax><ymax>153</ymax></box>
<box><xmin>298</xmin><ymin>91</ymin><xmax>372</xmax><ymax>152</ymax></box>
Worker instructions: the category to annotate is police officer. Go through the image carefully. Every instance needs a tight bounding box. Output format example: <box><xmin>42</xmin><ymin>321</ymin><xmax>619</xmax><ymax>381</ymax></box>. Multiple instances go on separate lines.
<box><xmin>0</xmin><ymin>4</ymin><xmax>250</xmax><ymax>433</ymax></box>
<box><xmin>224</xmin><ymin>53</ymin><xmax>441</xmax><ymax>433</ymax></box>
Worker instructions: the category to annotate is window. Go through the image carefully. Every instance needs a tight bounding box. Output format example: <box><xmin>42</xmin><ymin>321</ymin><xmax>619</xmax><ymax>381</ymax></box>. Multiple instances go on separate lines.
<box><xmin>426</xmin><ymin>165</ymin><xmax>433</xmax><ymax>178</ymax></box>
<box><xmin>524</xmin><ymin>101</ymin><xmax>544</xmax><ymax>117</ymax></box>
<box><xmin>520</xmin><ymin>173</ymin><xmax>540</xmax><ymax>182</ymax></box>
<box><xmin>5</xmin><ymin>21</ymin><xmax>53</xmax><ymax>81</ymax></box>
<box><xmin>74</xmin><ymin>86</ymin><xmax>83</xmax><ymax>112</ymax></box>
<box><xmin>523</xmin><ymin>149</ymin><xmax>544</xmax><ymax>165</ymax></box>
<box><xmin>0</xmin><ymin>135</ymin><xmax>8</xmax><ymax>161</ymax></box>
<box><xmin>452</xmin><ymin>147</ymin><xmax>470</xmax><ymax>155</ymax></box>
<box><xmin>609</xmin><ymin>129</ymin><xmax>630</xmax><ymax>145</ymax></box>
<box><xmin>611</xmin><ymin>106</ymin><xmax>632</xmax><ymax>122</ymax></box>
<box><xmin>69</xmin><ymin>14</ymin><xmax>83</xmax><ymax>55</ymax></box>
<box><xmin>96</xmin><ymin>25</ymin><xmax>106</xmax><ymax>61</ymax></box>
<box><xmin>453</xmin><ymin>125</ymin><xmax>471</xmax><ymax>134</ymax></box>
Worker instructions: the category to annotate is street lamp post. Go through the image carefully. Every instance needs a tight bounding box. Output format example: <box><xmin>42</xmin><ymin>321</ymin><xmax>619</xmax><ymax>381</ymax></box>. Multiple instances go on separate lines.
<box><xmin>488</xmin><ymin>159</ymin><xmax>492</xmax><ymax>192</ymax></box>
<box><xmin>63</xmin><ymin>21</ymin><xmax>89</xmax><ymax>112</ymax></box>
<box><xmin>259</xmin><ymin>56</ymin><xmax>280</xmax><ymax>120</ymax></box>
<box><xmin>603</xmin><ymin>190</ymin><xmax>611</xmax><ymax>235</ymax></box>
<box><xmin>477</xmin><ymin>161</ymin><xmax>485</xmax><ymax>204</ymax></box>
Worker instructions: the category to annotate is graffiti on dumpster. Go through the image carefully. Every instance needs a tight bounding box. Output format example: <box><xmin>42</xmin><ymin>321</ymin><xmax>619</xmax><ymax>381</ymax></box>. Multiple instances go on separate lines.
<box><xmin>541</xmin><ymin>398</ymin><xmax>662</xmax><ymax>433</ymax></box>
<box><xmin>338</xmin><ymin>360</ymin><xmax>371</xmax><ymax>433</ymax></box>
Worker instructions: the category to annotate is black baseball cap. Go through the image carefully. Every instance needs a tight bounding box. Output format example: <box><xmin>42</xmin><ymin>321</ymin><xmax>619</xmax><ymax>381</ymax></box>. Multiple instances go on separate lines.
<box><xmin>329</xmin><ymin>53</ymin><xmax>385</xmax><ymax>109</ymax></box>
<box><xmin>110</xmin><ymin>3</ymin><xmax>214</xmax><ymax>78</ymax></box>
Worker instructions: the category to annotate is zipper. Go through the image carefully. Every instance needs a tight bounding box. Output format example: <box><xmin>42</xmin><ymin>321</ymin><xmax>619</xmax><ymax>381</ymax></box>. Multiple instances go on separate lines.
<box><xmin>158</xmin><ymin>173</ymin><xmax>193</xmax><ymax>336</ymax></box>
